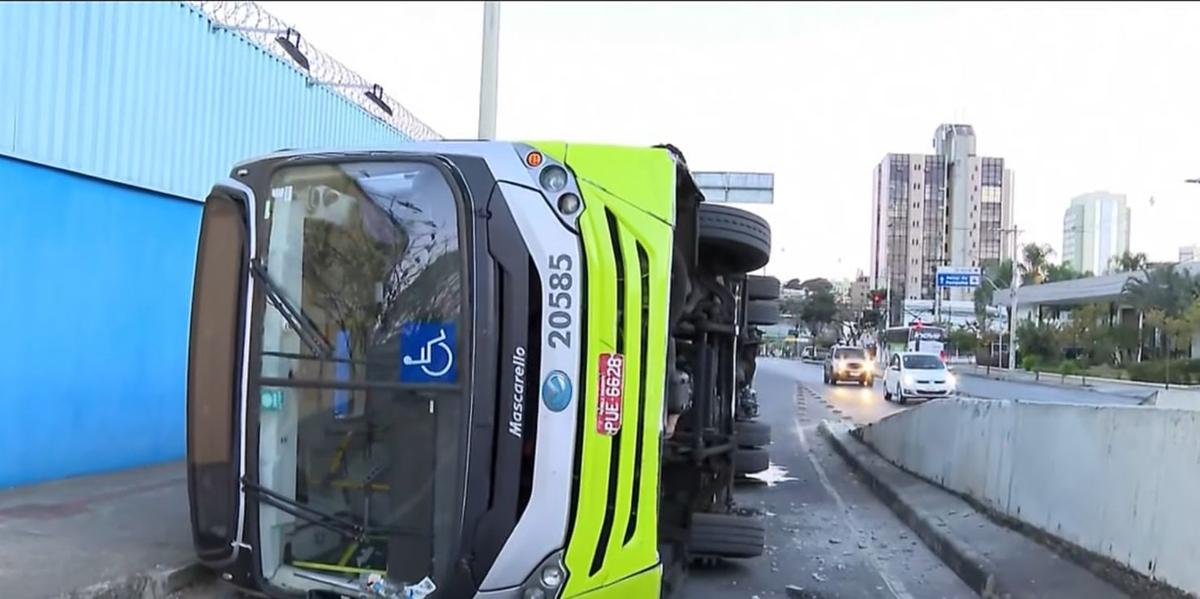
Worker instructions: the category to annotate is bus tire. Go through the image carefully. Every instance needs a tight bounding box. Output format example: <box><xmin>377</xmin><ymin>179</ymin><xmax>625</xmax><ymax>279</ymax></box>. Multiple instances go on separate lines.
<box><xmin>733</xmin><ymin>447</ymin><xmax>770</xmax><ymax>475</ymax></box>
<box><xmin>689</xmin><ymin>512</ymin><xmax>766</xmax><ymax>559</ymax></box>
<box><xmin>735</xmin><ymin>421</ymin><xmax>771</xmax><ymax>448</ymax></box>
<box><xmin>746</xmin><ymin>300</ymin><xmax>780</xmax><ymax>326</ymax></box>
<box><xmin>698</xmin><ymin>204</ymin><xmax>771</xmax><ymax>274</ymax></box>
<box><xmin>746</xmin><ymin>275</ymin><xmax>781</xmax><ymax>300</ymax></box>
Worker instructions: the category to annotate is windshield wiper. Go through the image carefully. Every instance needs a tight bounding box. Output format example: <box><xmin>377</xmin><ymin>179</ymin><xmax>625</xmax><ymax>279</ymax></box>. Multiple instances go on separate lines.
<box><xmin>249</xmin><ymin>260</ymin><xmax>335</xmax><ymax>359</ymax></box>
<box><xmin>243</xmin><ymin>479</ymin><xmax>419</xmax><ymax>542</ymax></box>
<box><xmin>243</xmin><ymin>479</ymin><xmax>367</xmax><ymax>541</ymax></box>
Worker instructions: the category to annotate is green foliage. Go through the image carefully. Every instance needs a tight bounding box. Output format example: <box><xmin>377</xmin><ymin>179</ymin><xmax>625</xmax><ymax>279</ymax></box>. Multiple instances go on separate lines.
<box><xmin>1016</xmin><ymin>319</ymin><xmax>1062</xmax><ymax>363</ymax></box>
<box><xmin>798</xmin><ymin>278</ymin><xmax>839</xmax><ymax>336</ymax></box>
<box><xmin>1045</xmin><ymin>263</ymin><xmax>1088</xmax><ymax>283</ymax></box>
<box><xmin>1127</xmin><ymin>359</ymin><xmax>1200</xmax><ymax>385</ymax></box>
<box><xmin>1021</xmin><ymin>355</ymin><xmax>1039</xmax><ymax>371</ymax></box>
<box><xmin>1110</xmin><ymin>251</ymin><xmax>1149</xmax><ymax>273</ymax></box>
<box><xmin>1019</xmin><ymin>243</ymin><xmax>1055</xmax><ymax>285</ymax></box>
<box><xmin>779</xmin><ymin>296</ymin><xmax>805</xmax><ymax>319</ymax></box>
<box><xmin>1122</xmin><ymin>264</ymin><xmax>1200</xmax><ymax>319</ymax></box>
<box><xmin>948</xmin><ymin>326</ymin><xmax>979</xmax><ymax>354</ymax></box>
<box><xmin>1058</xmin><ymin>360</ymin><xmax>1083</xmax><ymax>376</ymax></box>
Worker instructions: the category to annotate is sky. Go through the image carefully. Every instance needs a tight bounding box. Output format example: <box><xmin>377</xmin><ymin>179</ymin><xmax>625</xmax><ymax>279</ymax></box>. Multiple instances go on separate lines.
<box><xmin>261</xmin><ymin>1</ymin><xmax>1200</xmax><ymax>282</ymax></box>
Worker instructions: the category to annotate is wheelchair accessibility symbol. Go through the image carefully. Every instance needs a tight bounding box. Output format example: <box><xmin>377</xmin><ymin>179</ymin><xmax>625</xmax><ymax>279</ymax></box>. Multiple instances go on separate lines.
<box><xmin>400</xmin><ymin>322</ymin><xmax>458</xmax><ymax>383</ymax></box>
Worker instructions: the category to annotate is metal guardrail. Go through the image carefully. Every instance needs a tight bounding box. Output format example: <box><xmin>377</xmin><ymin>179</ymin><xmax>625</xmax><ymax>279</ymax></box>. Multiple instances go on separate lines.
<box><xmin>188</xmin><ymin>1</ymin><xmax>441</xmax><ymax>141</ymax></box>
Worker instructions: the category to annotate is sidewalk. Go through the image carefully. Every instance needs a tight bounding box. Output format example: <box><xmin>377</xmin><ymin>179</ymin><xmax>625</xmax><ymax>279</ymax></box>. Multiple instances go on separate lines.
<box><xmin>955</xmin><ymin>363</ymin><xmax>1167</xmax><ymax>401</ymax></box>
<box><xmin>0</xmin><ymin>462</ymin><xmax>206</xmax><ymax>599</ymax></box>
<box><xmin>819</xmin><ymin>420</ymin><xmax>1166</xmax><ymax>598</ymax></box>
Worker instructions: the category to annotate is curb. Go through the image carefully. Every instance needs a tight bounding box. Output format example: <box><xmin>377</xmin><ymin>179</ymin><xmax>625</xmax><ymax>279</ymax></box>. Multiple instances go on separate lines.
<box><xmin>817</xmin><ymin>421</ymin><xmax>1005</xmax><ymax>598</ymax></box>
<box><xmin>56</xmin><ymin>562</ymin><xmax>209</xmax><ymax>599</ymax></box>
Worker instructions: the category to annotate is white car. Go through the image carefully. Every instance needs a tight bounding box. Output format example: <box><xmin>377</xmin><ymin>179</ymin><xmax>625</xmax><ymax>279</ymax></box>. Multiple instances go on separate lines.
<box><xmin>883</xmin><ymin>352</ymin><xmax>956</xmax><ymax>404</ymax></box>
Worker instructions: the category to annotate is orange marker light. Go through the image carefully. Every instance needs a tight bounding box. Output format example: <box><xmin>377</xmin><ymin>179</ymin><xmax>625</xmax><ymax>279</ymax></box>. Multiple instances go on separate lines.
<box><xmin>526</xmin><ymin>151</ymin><xmax>544</xmax><ymax>168</ymax></box>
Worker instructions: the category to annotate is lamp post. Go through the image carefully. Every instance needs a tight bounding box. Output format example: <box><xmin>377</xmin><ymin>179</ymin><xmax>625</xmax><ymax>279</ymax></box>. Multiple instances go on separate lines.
<box><xmin>477</xmin><ymin>1</ymin><xmax>501</xmax><ymax>140</ymax></box>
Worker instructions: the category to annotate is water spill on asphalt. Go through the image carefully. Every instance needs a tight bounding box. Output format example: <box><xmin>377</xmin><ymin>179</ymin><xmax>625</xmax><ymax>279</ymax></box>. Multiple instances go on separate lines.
<box><xmin>748</xmin><ymin>462</ymin><xmax>798</xmax><ymax>486</ymax></box>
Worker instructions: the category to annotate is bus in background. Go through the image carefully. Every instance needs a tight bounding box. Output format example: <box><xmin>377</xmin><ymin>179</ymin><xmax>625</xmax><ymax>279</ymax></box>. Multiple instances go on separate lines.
<box><xmin>878</xmin><ymin>324</ymin><xmax>947</xmax><ymax>365</ymax></box>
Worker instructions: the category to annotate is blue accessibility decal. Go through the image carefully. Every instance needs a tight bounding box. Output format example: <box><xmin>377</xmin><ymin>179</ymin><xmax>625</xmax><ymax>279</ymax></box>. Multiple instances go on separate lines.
<box><xmin>400</xmin><ymin>322</ymin><xmax>458</xmax><ymax>383</ymax></box>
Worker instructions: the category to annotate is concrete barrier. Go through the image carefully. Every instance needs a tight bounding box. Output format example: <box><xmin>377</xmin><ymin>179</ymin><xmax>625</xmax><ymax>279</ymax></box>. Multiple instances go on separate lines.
<box><xmin>957</xmin><ymin>364</ymin><xmax>1200</xmax><ymax>393</ymax></box>
<box><xmin>858</xmin><ymin>398</ymin><xmax>1200</xmax><ymax>595</ymax></box>
<box><xmin>1147</xmin><ymin>388</ymin><xmax>1200</xmax><ymax>410</ymax></box>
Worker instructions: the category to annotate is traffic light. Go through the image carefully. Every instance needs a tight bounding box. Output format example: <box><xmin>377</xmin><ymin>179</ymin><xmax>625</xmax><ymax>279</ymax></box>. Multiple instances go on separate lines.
<box><xmin>871</xmin><ymin>292</ymin><xmax>883</xmax><ymax>308</ymax></box>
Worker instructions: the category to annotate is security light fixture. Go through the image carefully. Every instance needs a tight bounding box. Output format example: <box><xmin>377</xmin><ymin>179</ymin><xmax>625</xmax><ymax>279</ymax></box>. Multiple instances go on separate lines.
<box><xmin>364</xmin><ymin>84</ymin><xmax>393</xmax><ymax>116</ymax></box>
<box><xmin>275</xmin><ymin>28</ymin><xmax>309</xmax><ymax>71</ymax></box>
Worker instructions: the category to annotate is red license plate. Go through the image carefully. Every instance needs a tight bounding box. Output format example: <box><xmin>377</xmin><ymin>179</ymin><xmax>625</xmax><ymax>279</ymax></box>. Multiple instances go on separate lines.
<box><xmin>596</xmin><ymin>352</ymin><xmax>624</xmax><ymax>436</ymax></box>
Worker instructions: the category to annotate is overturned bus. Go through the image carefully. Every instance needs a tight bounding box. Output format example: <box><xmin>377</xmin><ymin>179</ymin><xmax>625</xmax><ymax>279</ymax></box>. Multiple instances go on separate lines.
<box><xmin>186</xmin><ymin>141</ymin><xmax>782</xmax><ymax>598</ymax></box>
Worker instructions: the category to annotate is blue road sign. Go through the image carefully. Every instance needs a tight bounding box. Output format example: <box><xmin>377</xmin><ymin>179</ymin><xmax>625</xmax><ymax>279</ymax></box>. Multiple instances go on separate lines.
<box><xmin>936</xmin><ymin>273</ymin><xmax>981</xmax><ymax>287</ymax></box>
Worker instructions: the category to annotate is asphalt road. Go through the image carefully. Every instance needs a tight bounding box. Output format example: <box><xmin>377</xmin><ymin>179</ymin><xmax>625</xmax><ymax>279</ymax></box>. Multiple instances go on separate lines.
<box><xmin>787</xmin><ymin>358</ymin><xmax>1147</xmax><ymax>426</ymax></box>
<box><xmin>682</xmin><ymin>358</ymin><xmax>973</xmax><ymax>598</ymax></box>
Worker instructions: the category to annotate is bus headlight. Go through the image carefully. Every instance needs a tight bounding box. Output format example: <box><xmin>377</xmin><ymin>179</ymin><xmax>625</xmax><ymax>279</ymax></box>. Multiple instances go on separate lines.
<box><xmin>540</xmin><ymin>564</ymin><xmax>565</xmax><ymax>588</ymax></box>
<box><xmin>539</xmin><ymin>165</ymin><xmax>569</xmax><ymax>191</ymax></box>
<box><xmin>557</xmin><ymin>193</ymin><xmax>582</xmax><ymax>215</ymax></box>
<box><xmin>521</xmin><ymin>551</ymin><xmax>567</xmax><ymax>598</ymax></box>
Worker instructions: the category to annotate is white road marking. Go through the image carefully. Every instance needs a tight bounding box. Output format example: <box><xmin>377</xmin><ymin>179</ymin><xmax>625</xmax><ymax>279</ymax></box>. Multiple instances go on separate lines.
<box><xmin>793</xmin><ymin>386</ymin><xmax>915</xmax><ymax>599</ymax></box>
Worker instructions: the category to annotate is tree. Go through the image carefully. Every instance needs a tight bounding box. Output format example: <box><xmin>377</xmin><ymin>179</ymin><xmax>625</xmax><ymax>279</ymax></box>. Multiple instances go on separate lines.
<box><xmin>799</xmin><ymin>278</ymin><xmax>835</xmax><ymax>294</ymax></box>
<box><xmin>1045</xmin><ymin>263</ymin><xmax>1088</xmax><ymax>283</ymax></box>
<box><xmin>1111</xmin><ymin>251</ymin><xmax>1149</xmax><ymax>273</ymax></box>
<box><xmin>784</xmin><ymin>278</ymin><xmax>803</xmax><ymax>290</ymax></box>
<box><xmin>948</xmin><ymin>326</ymin><xmax>979</xmax><ymax>355</ymax></box>
<box><xmin>779</xmin><ymin>296</ymin><xmax>805</xmax><ymax>325</ymax></box>
<box><xmin>1016</xmin><ymin>319</ymin><xmax>1063</xmax><ymax>364</ymax></box>
<box><xmin>974</xmin><ymin>259</ymin><xmax>1013</xmax><ymax>329</ymax></box>
<box><xmin>1019</xmin><ymin>243</ymin><xmax>1055</xmax><ymax>285</ymax></box>
<box><xmin>1123</xmin><ymin>264</ymin><xmax>1200</xmax><ymax>319</ymax></box>
<box><xmin>1123</xmin><ymin>264</ymin><xmax>1200</xmax><ymax>360</ymax></box>
<box><xmin>800</xmin><ymin>285</ymin><xmax>839</xmax><ymax>337</ymax></box>
<box><xmin>1062</xmin><ymin>303</ymin><xmax>1109</xmax><ymax>364</ymax></box>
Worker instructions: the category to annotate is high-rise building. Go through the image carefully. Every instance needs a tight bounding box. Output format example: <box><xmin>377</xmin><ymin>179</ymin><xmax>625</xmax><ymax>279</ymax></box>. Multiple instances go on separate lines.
<box><xmin>1180</xmin><ymin>245</ymin><xmax>1199</xmax><ymax>264</ymax></box>
<box><xmin>848</xmin><ymin>272</ymin><xmax>871</xmax><ymax>316</ymax></box>
<box><xmin>869</xmin><ymin>124</ymin><xmax>1014</xmax><ymax>323</ymax></box>
<box><xmin>1061</xmin><ymin>192</ymin><xmax>1130</xmax><ymax>275</ymax></box>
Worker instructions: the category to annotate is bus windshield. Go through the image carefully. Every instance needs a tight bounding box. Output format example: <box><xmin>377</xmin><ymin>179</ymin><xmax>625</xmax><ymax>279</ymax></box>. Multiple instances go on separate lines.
<box><xmin>253</xmin><ymin>160</ymin><xmax>468</xmax><ymax>592</ymax></box>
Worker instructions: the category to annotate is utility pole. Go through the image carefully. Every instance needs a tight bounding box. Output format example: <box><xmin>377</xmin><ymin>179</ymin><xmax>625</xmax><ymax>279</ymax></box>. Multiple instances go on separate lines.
<box><xmin>1002</xmin><ymin>226</ymin><xmax>1022</xmax><ymax>370</ymax></box>
<box><xmin>477</xmin><ymin>1</ymin><xmax>500</xmax><ymax>140</ymax></box>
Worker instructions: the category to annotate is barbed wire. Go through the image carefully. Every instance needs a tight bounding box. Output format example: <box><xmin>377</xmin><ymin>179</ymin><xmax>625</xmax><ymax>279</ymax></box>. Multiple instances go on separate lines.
<box><xmin>187</xmin><ymin>1</ymin><xmax>442</xmax><ymax>141</ymax></box>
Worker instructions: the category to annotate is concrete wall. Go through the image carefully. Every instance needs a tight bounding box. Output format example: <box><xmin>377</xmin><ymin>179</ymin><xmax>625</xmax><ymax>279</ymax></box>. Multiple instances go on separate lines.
<box><xmin>859</xmin><ymin>398</ymin><xmax>1200</xmax><ymax>594</ymax></box>
<box><xmin>0</xmin><ymin>156</ymin><xmax>201</xmax><ymax>489</ymax></box>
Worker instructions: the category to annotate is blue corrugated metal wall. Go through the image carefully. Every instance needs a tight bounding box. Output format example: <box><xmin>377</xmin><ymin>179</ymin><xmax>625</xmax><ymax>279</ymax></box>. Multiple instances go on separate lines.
<box><xmin>0</xmin><ymin>2</ymin><xmax>417</xmax><ymax>488</ymax></box>
<box><xmin>0</xmin><ymin>1</ymin><xmax>411</xmax><ymax>202</ymax></box>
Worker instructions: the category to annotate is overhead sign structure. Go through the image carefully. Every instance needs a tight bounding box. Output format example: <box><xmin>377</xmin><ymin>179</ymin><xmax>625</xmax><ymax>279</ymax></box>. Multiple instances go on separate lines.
<box><xmin>936</xmin><ymin>266</ymin><xmax>981</xmax><ymax>288</ymax></box>
<box><xmin>694</xmin><ymin>171</ymin><xmax>775</xmax><ymax>204</ymax></box>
